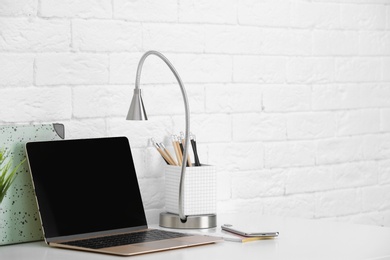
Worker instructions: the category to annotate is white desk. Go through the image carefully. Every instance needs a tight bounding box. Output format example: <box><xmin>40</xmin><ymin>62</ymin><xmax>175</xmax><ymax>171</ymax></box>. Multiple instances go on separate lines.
<box><xmin>2</xmin><ymin>213</ymin><xmax>390</xmax><ymax>260</ymax></box>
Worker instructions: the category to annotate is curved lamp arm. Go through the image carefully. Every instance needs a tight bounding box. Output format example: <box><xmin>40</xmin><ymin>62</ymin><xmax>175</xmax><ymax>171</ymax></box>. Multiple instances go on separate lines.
<box><xmin>127</xmin><ymin>50</ymin><xmax>189</xmax><ymax>222</ymax></box>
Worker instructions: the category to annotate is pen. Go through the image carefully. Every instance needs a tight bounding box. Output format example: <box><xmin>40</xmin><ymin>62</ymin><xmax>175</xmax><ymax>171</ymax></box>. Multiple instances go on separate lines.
<box><xmin>190</xmin><ymin>133</ymin><xmax>201</xmax><ymax>166</ymax></box>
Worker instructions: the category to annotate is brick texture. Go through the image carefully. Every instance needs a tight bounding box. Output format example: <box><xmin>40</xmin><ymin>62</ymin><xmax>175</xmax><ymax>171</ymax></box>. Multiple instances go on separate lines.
<box><xmin>1</xmin><ymin>0</ymin><xmax>390</xmax><ymax>227</ymax></box>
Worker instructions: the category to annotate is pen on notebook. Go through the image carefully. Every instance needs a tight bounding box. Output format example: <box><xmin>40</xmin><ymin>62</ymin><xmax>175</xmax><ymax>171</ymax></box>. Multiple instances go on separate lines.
<box><xmin>190</xmin><ymin>133</ymin><xmax>201</xmax><ymax>166</ymax></box>
<box><xmin>159</xmin><ymin>142</ymin><xmax>177</xmax><ymax>166</ymax></box>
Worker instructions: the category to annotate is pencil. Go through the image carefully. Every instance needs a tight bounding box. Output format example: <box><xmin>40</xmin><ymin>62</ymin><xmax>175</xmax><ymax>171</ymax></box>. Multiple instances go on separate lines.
<box><xmin>172</xmin><ymin>135</ymin><xmax>183</xmax><ymax>166</ymax></box>
<box><xmin>159</xmin><ymin>142</ymin><xmax>177</xmax><ymax>166</ymax></box>
<box><xmin>181</xmin><ymin>139</ymin><xmax>192</xmax><ymax>167</ymax></box>
<box><xmin>180</xmin><ymin>132</ymin><xmax>192</xmax><ymax>167</ymax></box>
<box><xmin>152</xmin><ymin>139</ymin><xmax>173</xmax><ymax>165</ymax></box>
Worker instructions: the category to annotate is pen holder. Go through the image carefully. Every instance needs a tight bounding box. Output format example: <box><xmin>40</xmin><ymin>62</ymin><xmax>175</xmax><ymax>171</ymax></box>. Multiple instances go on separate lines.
<box><xmin>165</xmin><ymin>164</ymin><xmax>216</xmax><ymax>216</ymax></box>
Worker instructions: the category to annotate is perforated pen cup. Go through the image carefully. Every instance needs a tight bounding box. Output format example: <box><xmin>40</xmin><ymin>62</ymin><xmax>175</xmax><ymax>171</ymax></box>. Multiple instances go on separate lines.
<box><xmin>165</xmin><ymin>164</ymin><xmax>217</xmax><ymax>216</ymax></box>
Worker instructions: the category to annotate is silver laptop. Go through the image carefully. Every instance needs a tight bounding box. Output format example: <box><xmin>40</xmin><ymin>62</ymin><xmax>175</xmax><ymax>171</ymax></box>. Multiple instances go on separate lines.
<box><xmin>25</xmin><ymin>136</ymin><xmax>221</xmax><ymax>256</ymax></box>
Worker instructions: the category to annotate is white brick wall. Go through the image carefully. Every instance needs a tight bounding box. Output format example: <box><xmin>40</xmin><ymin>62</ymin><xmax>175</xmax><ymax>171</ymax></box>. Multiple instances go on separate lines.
<box><xmin>1</xmin><ymin>0</ymin><xmax>390</xmax><ymax>227</ymax></box>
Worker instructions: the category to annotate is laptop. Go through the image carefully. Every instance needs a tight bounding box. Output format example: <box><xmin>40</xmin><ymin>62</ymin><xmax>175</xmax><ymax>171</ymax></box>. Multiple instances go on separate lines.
<box><xmin>25</xmin><ymin>136</ymin><xmax>222</xmax><ymax>256</ymax></box>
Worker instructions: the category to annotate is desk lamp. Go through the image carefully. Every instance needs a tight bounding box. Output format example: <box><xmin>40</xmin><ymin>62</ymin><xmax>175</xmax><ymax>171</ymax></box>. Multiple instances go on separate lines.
<box><xmin>126</xmin><ymin>50</ymin><xmax>216</xmax><ymax>229</ymax></box>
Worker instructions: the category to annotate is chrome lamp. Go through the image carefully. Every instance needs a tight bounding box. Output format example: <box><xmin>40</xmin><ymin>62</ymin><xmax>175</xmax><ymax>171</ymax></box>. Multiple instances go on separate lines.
<box><xmin>126</xmin><ymin>50</ymin><xmax>216</xmax><ymax>229</ymax></box>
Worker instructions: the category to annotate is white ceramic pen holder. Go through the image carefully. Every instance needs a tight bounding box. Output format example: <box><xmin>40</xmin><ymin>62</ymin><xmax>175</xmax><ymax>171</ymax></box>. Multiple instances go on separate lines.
<box><xmin>165</xmin><ymin>164</ymin><xmax>217</xmax><ymax>216</ymax></box>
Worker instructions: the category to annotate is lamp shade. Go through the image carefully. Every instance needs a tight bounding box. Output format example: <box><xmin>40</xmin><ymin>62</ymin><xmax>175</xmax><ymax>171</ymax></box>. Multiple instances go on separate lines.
<box><xmin>126</xmin><ymin>89</ymin><xmax>148</xmax><ymax>120</ymax></box>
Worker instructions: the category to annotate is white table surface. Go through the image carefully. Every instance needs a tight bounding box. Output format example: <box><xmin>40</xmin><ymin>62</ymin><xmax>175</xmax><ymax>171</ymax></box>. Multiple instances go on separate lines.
<box><xmin>2</xmin><ymin>213</ymin><xmax>390</xmax><ymax>260</ymax></box>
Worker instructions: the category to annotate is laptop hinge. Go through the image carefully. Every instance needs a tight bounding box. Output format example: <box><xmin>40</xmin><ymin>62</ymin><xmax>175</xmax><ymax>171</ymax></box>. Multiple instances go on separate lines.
<box><xmin>47</xmin><ymin>225</ymin><xmax>149</xmax><ymax>243</ymax></box>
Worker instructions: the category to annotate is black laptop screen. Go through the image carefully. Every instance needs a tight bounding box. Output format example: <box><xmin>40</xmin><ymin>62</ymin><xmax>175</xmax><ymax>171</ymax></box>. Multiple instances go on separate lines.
<box><xmin>26</xmin><ymin>136</ymin><xmax>147</xmax><ymax>239</ymax></box>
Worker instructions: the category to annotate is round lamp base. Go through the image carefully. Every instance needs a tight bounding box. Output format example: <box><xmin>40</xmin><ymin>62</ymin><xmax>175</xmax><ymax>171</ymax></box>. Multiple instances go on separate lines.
<box><xmin>159</xmin><ymin>212</ymin><xmax>217</xmax><ymax>229</ymax></box>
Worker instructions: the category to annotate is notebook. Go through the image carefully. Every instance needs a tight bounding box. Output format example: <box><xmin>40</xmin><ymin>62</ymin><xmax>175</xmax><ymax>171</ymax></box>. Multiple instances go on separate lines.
<box><xmin>0</xmin><ymin>123</ymin><xmax>65</xmax><ymax>245</ymax></box>
<box><xmin>25</xmin><ymin>136</ymin><xmax>222</xmax><ymax>256</ymax></box>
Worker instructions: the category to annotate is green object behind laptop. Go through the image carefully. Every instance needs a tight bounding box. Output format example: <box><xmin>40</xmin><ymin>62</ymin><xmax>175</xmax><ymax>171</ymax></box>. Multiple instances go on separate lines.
<box><xmin>0</xmin><ymin>123</ymin><xmax>64</xmax><ymax>245</ymax></box>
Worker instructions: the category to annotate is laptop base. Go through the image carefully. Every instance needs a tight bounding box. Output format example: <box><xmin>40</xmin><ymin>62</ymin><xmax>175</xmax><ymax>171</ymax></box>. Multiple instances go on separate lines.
<box><xmin>159</xmin><ymin>212</ymin><xmax>217</xmax><ymax>229</ymax></box>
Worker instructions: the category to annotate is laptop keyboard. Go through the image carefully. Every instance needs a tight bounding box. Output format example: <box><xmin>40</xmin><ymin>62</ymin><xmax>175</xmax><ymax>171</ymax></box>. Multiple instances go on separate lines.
<box><xmin>61</xmin><ymin>229</ymin><xmax>192</xmax><ymax>249</ymax></box>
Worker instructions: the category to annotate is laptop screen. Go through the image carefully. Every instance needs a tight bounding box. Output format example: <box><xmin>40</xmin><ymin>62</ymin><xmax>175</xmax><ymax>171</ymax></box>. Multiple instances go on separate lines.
<box><xmin>26</xmin><ymin>136</ymin><xmax>147</xmax><ymax>240</ymax></box>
